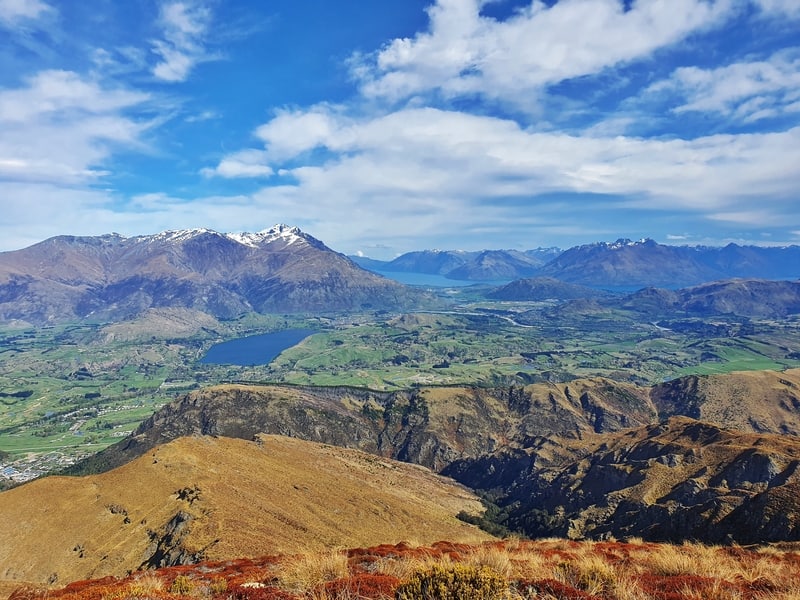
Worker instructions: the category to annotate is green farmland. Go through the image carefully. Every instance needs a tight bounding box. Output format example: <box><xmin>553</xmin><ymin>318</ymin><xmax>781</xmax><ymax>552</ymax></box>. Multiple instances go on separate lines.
<box><xmin>2</xmin><ymin>300</ymin><xmax>800</xmax><ymax>477</ymax></box>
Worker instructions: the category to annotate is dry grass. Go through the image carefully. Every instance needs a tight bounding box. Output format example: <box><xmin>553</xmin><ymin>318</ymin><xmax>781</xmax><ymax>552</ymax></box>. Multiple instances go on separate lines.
<box><xmin>125</xmin><ymin>572</ymin><xmax>165</xmax><ymax>597</ymax></box>
<box><xmin>276</xmin><ymin>550</ymin><xmax>350</xmax><ymax>593</ymax></box>
<box><xmin>8</xmin><ymin>538</ymin><xmax>800</xmax><ymax>600</ymax></box>
<box><xmin>0</xmin><ymin>435</ymin><xmax>491</xmax><ymax>586</ymax></box>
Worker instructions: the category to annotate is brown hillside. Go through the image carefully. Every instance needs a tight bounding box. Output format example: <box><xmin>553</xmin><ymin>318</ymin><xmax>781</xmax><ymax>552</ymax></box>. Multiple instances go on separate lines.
<box><xmin>495</xmin><ymin>416</ymin><xmax>800</xmax><ymax>543</ymax></box>
<box><xmin>78</xmin><ymin>378</ymin><xmax>657</xmax><ymax>477</ymax></box>
<box><xmin>651</xmin><ymin>368</ymin><xmax>800</xmax><ymax>434</ymax></box>
<box><xmin>75</xmin><ymin>370</ymin><xmax>800</xmax><ymax>479</ymax></box>
<box><xmin>0</xmin><ymin>435</ymin><xmax>490</xmax><ymax>587</ymax></box>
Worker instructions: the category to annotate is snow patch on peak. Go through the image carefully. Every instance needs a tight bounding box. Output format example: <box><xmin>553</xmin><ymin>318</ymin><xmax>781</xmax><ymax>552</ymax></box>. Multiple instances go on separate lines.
<box><xmin>228</xmin><ymin>224</ymin><xmax>307</xmax><ymax>247</ymax></box>
<box><xmin>149</xmin><ymin>228</ymin><xmax>220</xmax><ymax>243</ymax></box>
<box><xmin>262</xmin><ymin>223</ymin><xmax>301</xmax><ymax>235</ymax></box>
<box><xmin>140</xmin><ymin>225</ymin><xmax>311</xmax><ymax>248</ymax></box>
<box><xmin>608</xmin><ymin>238</ymin><xmax>654</xmax><ymax>250</ymax></box>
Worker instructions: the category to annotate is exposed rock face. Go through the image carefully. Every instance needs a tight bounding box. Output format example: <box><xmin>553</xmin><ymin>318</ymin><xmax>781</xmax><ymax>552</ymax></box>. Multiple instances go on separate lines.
<box><xmin>473</xmin><ymin>417</ymin><xmax>800</xmax><ymax>544</ymax></box>
<box><xmin>73</xmin><ymin>379</ymin><xmax>658</xmax><ymax>475</ymax></box>
<box><xmin>0</xmin><ymin>226</ymin><xmax>423</xmax><ymax>324</ymax></box>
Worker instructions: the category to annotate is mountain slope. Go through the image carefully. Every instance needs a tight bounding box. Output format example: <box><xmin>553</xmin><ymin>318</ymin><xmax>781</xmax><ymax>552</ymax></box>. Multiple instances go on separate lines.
<box><xmin>380</xmin><ymin>250</ymin><xmax>475</xmax><ymax>275</ymax></box>
<box><xmin>651</xmin><ymin>368</ymin><xmax>800</xmax><ymax>434</ymax></box>
<box><xmin>0</xmin><ymin>226</ymin><xmax>422</xmax><ymax>324</ymax></box>
<box><xmin>492</xmin><ymin>417</ymin><xmax>800</xmax><ymax>543</ymax></box>
<box><xmin>487</xmin><ymin>277</ymin><xmax>610</xmax><ymax>301</ymax></box>
<box><xmin>71</xmin><ymin>379</ymin><xmax>659</xmax><ymax>476</ymax></box>
<box><xmin>0</xmin><ymin>435</ymin><xmax>490</xmax><ymax>586</ymax></box>
<box><xmin>74</xmin><ymin>369</ymin><xmax>800</xmax><ymax>480</ymax></box>
<box><xmin>444</xmin><ymin>250</ymin><xmax>542</xmax><ymax>281</ymax></box>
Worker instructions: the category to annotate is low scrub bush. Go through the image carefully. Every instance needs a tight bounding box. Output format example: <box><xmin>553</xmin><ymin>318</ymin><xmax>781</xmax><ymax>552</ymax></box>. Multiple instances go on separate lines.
<box><xmin>395</xmin><ymin>564</ymin><xmax>507</xmax><ymax>600</ymax></box>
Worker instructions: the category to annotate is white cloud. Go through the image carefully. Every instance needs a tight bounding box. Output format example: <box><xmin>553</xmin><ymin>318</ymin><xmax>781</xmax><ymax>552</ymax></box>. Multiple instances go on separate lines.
<box><xmin>255</xmin><ymin>107</ymin><xmax>345</xmax><ymax>161</ymax></box>
<box><xmin>0</xmin><ymin>70</ymin><xmax>148</xmax><ymax>123</ymax></box>
<box><xmin>242</xmin><ymin>105</ymin><xmax>800</xmax><ymax>208</ymax></box>
<box><xmin>0</xmin><ymin>70</ymin><xmax>149</xmax><ymax>185</ymax></box>
<box><xmin>0</xmin><ymin>0</ymin><xmax>52</xmax><ymax>26</ymax></box>
<box><xmin>353</xmin><ymin>0</ymin><xmax>733</xmax><ymax>107</ymax></box>
<box><xmin>151</xmin><ymin>1</ymin><xmax>213</xmax><ymax>82</ymax></box>
<box><xmin>755</xmin><ymin>0</ymin><xmax>800</xmax><ymax>18</ymax></box>
<box><xmin>198</xmin><ymin>105</ymin><xmax>800</xmax><ymax>252</ymax></box>
<box><xmin>650</xmin><ymin>51</ymin><xmax>800</xmax><ymax>121</ymax></box>
<box><xmin>201</xmin><ymin>150</ymin><xmax>273</xmax><ymax>178</ymax></box>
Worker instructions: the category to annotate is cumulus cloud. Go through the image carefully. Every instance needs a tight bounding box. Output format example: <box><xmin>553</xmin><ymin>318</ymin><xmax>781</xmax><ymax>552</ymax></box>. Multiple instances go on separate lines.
<box><xmin>151</xmin><ymin>1</ymin><xmax>213</xmax><ymax>82</ymax></box>
<box><xmin>352</xmin><ymin>0</ymin><xmax>733</xmax><ymax>107</ymax></box>
<box><xmin>201</xmin><ymin>150</ymin><xmax>273</xmax><ymax>178</ymax></box>
<box><xmin>650</xmin><ymin>51</ymin><xmax>800</xmax><ymax>122</ymax></box>
<box><xmin>255</xmin><ymin>108</ymin><xmax>346</xmax><ymax>161</ymax></box>
<box><xmin>0</xmin><ymin>0</ymin><xmax>52</xmax><ymax>26</ymax></box>
<box><xmin>200</xmin><ymin>104</ymin><xmax>800</xmax><ymax>251</ymax></box>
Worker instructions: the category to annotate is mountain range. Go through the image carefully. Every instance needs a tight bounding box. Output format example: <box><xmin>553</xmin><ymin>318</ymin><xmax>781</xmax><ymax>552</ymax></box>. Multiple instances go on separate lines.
<box><xmin>351</xmin><ymin>248</ymin><xmax>561</xmax><ymax>281</ymax></box>
<box><xmin>536</xmin><ymin>238</ymin><xmax>800</xmax><ymax>287</ymax></box>
<box><xmin>354</xmin><ymin>239</ymin><xmax>800</xmax><ymax>286</ymax></box>
<box><xmin>2</xmin><ymin>229</ymin><xmax>800</xmax><ymax>326</ymax></box>
<box><xmin>0</xmin><ymin>225</ymin><xmax>421</xmax><ymax>325</ymax></box>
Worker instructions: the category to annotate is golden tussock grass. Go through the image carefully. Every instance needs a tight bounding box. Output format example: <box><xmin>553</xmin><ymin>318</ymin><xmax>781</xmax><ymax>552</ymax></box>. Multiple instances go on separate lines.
<box><xmin>9</xmin><ymin>538</ymin><xmax>800</xmax><ymax>600</ymax></box>
<box><xmin>275</xmin><ymin>549</ymin><xmax>350</xmax><ymax>593</ymax></box>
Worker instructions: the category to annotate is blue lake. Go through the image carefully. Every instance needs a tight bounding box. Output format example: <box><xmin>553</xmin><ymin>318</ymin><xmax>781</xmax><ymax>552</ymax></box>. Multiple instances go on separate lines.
<box><xmin>198</xmin><ymin>329</ymin><xmax>317</xmax><ymax>366</ymax></box>
<box><xmin>373</xmin><ymin>270</ymin><xmax>509</xmax><ymax>287</ymax></box>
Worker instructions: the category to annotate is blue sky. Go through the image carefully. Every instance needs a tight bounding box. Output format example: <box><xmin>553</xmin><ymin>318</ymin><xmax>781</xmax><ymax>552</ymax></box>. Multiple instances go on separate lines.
<box><xmin>1</xmin><ymin>0</ymin><xmax>799</xmax><ymax>258</ymax></box>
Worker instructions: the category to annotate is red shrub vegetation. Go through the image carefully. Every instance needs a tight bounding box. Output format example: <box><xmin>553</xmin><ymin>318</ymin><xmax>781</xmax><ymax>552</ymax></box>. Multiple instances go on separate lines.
<box><xmin>322</xmin><ymin>573</ymin><xmax>400</xmax><ymax>598</ymax></box>
<box><xmin>636</xmin><ymin>573</ymin><xmax>742</xmax><ymax>600</ymax></box>
<box><xmin>229</xmin><ymin>584</ymin><xmax>297</xmax><ymax>600</ymax></box>
<box><xmin>516</xmin><ymin>578</ymin><xmax>602</xmax><ymax>600</ymax></box>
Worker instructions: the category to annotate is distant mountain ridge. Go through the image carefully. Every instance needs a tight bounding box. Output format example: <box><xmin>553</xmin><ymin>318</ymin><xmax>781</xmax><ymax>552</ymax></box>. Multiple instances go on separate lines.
<box><xmin>491</xmin><ymin>277</ymin><xmax>800</xmax><ymax>319</ymax></box>
<box><xmin>0</xmin><ymin>225</ymin><xmax>422</xmax><ymax>324</ymax></box>
<box><xmin>352</xmin><ymin>247</ymin><xmax>561</xmax><ymax>281</ymax></box>
<box><xmin>356</xmin><ymin>239</ymin><xmax>800</xmax><ymax>286</ymax></box>
<box><xmin>536</xmin><ymin>238</ymin><xmax>800</xmax><ymax>287</ymax></box>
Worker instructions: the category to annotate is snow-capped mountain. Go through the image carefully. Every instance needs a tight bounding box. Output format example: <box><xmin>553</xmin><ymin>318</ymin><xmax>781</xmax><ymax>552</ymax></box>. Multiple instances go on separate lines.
<box><xmin>0</xmin><ymin>226</ymin><xmax>421</xmax><ymax>324</ymax></box>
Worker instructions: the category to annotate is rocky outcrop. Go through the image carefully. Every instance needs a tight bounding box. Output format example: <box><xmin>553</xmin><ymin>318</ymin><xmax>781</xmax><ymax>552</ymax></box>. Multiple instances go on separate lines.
<box><xmin>141</xmin><ymin>511</ymin><xmax>207</xmax><ymax>570</ymax></box>
<box><xmin>473</xmin><ymin>417</ymin><xmax>800</xmax><ymax>543</ymax></box>
<box><xmin>71</xmin><ymin>379</ymin><xmax>658</xmax><ymax>476</ymax></box>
